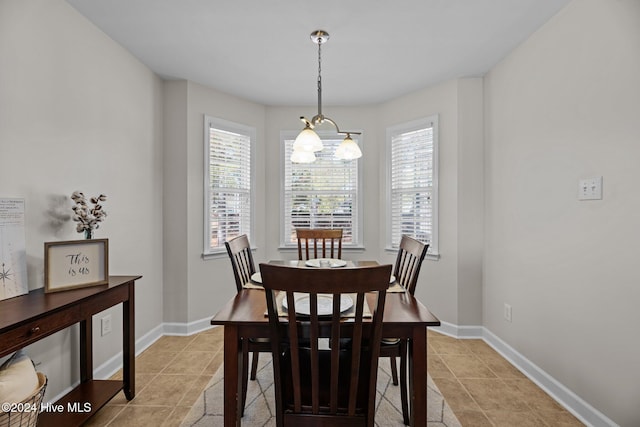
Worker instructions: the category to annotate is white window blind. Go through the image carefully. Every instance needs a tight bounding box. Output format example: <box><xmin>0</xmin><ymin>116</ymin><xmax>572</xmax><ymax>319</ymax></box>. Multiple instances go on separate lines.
<box><xmin>388</xmin><ymin>117</ymin><xmax>438</xmax><ymax>255</ymax></box>
<box><xmin>204</xmin><ymin>116</ymin><xmax>253</xmax><ymax>255</ymax></box>
<box><xmin>282</xmin><ymin>135</ymin><xmax>360</xmax><ymax>246</ymax></box>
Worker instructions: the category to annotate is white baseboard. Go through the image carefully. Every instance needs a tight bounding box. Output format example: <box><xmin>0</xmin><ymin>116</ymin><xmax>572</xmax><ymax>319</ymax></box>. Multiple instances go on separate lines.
<box><xmin>163</xmin><ymin>317</ymin><xmax>216</xmax><ymax>336</ymax></box>
<box><xmin>429</xmin><ymin>321</ymin><xmax>617</xmax><ymax>427</ymax></box>
<box><xmin>429</xmin><ymin>321</ymin><xmax>483</xmax><ymax>339</ymax></box>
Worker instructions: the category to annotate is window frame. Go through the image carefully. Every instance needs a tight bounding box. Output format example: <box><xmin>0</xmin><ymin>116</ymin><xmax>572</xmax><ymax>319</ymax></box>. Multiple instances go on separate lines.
<box><xmin>279</xmin><ymin>130</ymin><xmax>364</xmax><ymax>250</ymax></box>
<box><xmin>203</xmin><ymin>115</ymin><xmax>255</xmax><ymax>258</ymax></box>
<box><xmin>385</xmin><ymin>115</ymin><xmax>439</xmax><ymax>259</ymax></box>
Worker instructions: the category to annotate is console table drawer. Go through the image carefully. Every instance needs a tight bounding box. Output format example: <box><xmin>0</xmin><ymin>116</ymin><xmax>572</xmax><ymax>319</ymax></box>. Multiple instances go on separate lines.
<box><xmin>0</xmin><ymin>307</ymin><xmax>81</xmax><ymax>352</ymax></box>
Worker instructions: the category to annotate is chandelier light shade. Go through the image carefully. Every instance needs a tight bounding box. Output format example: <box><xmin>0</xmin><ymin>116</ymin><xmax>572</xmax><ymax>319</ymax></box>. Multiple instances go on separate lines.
<box><xmin>292</xmin><ymin>122</ymin><xmax>323</xmax><ymax>152</ymax></box>
<box><xmin>334</xmin><ymin>133</ymin><xmax>363</xmax><ymax>160</ymax></box>
<box><xmin>291</xmin><ymin>30</ymin><xmax>362</xmax><ymax>163</ymax></box>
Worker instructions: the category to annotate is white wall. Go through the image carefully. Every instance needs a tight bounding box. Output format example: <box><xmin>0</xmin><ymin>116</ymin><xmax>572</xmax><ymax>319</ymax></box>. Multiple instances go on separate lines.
<box><xmin>161</xmin><ymin>81</ymin><xmax>267</xmax><ymax>324</ymax></box>
<box><xmin>162</xmin><ymin>80</ymin><xmax>189</xmax><ymax>323</ymax></box>
<box><xmin>0</xmin><ymin>0</ymin><xmax>164</xmax><ymax>399</ymax></box>
<box><xmin>186</xmin><ymin>82</ymin><xmax>267</xmax><ymax>323</ymax></box>
<box><xmin>456</xmin><ymin>79</ymin><xmax>484</xmax><ymax>325</ymax></box>
<box><xmin>378</xmin><ymin>78</ymin><xmax>484</xmax><ymax>325</ymax></box>
<box><xmin>484</xmin><ymin>0</ymin><xmax>640</xmax><ymax>425</ymax></box>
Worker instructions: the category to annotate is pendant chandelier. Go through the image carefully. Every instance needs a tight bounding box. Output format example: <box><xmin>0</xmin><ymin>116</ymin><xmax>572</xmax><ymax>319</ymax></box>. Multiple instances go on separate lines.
<box><xmin>291</xmin><ymin>30</ymin><xmax>362</xmax><ymax>163</ymax></box>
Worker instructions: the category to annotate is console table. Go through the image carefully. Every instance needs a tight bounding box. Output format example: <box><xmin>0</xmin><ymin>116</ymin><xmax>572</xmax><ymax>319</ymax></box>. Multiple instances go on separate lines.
<box><xmin>0</xmin><ymin>275</ymin><xmax>140</xmax><ymax>426</ymax></box>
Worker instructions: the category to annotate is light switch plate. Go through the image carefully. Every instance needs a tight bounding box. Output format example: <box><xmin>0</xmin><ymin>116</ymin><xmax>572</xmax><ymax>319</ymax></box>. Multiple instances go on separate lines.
<box><xmin>578</xmin><ymin>176</ymin><xmax>602</xmax><ymax>200</ymax></box>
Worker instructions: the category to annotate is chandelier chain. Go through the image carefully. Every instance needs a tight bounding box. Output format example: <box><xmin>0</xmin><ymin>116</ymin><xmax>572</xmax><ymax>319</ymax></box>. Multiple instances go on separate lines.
<box><xmin>317</xmin><ymin>39</ymin><xmax>323</xmax><ymax>118</ymax></box>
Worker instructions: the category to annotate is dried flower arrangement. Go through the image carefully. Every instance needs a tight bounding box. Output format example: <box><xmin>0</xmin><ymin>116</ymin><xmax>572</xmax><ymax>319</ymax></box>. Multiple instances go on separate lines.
<box><xmin>71</xmin><ymin>191</ymin><xmax>107</xmax><ymax>239</ymax></box>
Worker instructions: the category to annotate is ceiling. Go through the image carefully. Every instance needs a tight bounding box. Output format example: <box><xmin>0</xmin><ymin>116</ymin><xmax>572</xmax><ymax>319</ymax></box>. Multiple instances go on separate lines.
<box><xmin>66</xmin><ymin>0</ymin><xmax>570</xmax><ymax>107</ymax></box>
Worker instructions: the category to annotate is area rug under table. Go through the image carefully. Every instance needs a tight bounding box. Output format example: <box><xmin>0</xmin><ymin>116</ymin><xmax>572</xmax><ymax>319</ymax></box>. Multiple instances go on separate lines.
<box><xmin>181</xmin><ymin>357</ymin><xmax>461</xmax><ymax>427</ymax></box>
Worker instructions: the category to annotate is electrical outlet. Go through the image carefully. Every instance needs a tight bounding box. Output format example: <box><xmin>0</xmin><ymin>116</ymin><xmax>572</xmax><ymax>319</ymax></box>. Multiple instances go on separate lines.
<box><xmin>503</xmin><ymin>303</ymin><xmax>512</xmax><ymax>322</ymax></box>
<box><xmin>101</xmin><ymin>314</ymin><xmax>112</xmax><ymax>336</ymax></box>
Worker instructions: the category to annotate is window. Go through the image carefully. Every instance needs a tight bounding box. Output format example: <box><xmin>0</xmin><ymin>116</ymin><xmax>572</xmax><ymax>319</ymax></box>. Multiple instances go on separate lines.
<box><xmin>281</xmin><ymin>131</ymin><xmax>362</xmax><ymax>247</ymax></box>
<box><xmin>387</xmin><ymin>116</ymin><xmax>438</xmax><ymax>257</ymax></box>
<box><xmin>203</xmin><ymin>116</ymin><xmax>254</xmax><ymax>256</ymax></box>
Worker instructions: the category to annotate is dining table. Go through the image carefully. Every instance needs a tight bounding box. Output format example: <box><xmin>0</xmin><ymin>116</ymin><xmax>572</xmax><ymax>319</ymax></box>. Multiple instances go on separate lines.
<box><xmin>210</xmin><ymin>260</ymin><xmax>440</xmax><ymax>427</ymax></box>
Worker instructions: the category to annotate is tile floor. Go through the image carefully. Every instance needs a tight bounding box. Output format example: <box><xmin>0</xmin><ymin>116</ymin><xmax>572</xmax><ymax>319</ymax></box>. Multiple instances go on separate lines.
<box><xmin>84</xmin><ymin>327</ymin><xmax>224</xmax><ymax>427</ymax></box>
<box><xmin>426</xmin><ymin>330</ymin><xmax>584</xmax><ymax>427</ymax></box>
<box><xmin>84</xmin><ymin>327</ymin><xmax>584</xmax><ymax>426</ymax></box>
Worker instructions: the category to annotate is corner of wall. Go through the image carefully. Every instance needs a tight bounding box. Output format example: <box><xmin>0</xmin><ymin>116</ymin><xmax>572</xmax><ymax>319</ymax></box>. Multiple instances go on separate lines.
<box><xmin>162</xmin><ymin>80</ymin><xmax>190</xmax><ymax>323</ymax></box>
<box><xmin>455</xmin><ymin>77</ymin><xmax>484</xmax><ymax>326</ymax></box>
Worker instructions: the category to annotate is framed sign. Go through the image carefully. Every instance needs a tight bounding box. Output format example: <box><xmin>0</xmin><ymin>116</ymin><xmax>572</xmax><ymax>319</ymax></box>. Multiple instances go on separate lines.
<box><xmin>44</xmin><ymin>239</ymin><xmax>109</xmax><ymax>293</ymax></box>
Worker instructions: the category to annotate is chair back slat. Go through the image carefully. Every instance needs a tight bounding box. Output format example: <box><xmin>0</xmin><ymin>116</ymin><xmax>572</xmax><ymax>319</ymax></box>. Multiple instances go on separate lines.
<box><xmin>295</xmin><ymin>228</ymin><xmax>343</xmax><ymax>260</ymax></box>
<box><xmin>394</xmin><ymin>235</ymin><xmax>429</xmax><ymax>295</ymax></box>
<box><xmin>260</xmin><ymin>263</ymin><xmax>391</xmax><ymax>426</ymax></box>
<box><xmin>282</xmin><ymin>292</ymin><xmax>300</xmax><ymax>412</ymax></box>
<box><xmin>348</xmin><ymin>292</ymin><xmax>365</xmax><ymax>415</ymax></box>
<box><xmin>329</xmin><ymin>301</ymin><xmax>341</xmax><ymax>413</ymax></box>
<box><xmin>309</xmin><ymin>293</ymin><xmax>320</xmax><ymax>413</ymax></box>
<box><xmin>225</xmin><ymin>235</ymin><xmax>256</xmax><ymax>292</ymax></box>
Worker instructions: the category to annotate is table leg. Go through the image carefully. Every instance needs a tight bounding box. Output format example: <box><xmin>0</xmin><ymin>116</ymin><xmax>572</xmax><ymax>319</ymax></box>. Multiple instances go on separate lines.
<box><xmin>79</xmin><ymin>318</ymin><xmax>93</xmax><ymax>383</ymax></box>
<box><xmin>224</xmin><ymin>325</ymin><xmax>243</xmax><ymax>427</ymax></box>
<box><xmin>410</xmin><ymin>326</ymin><xmax>427</xmax><ymax>426</ymax></box>
<box><xmin>123</xmin><ymin>282</ymin><xmax>135</xmax><ymax>400</ymax></box>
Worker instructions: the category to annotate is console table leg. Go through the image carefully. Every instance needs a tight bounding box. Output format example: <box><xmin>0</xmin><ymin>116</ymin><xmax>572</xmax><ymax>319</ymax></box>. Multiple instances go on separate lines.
<box><xmin>80</xmin><ymin>318</ymin><xmax>93</xmax><ymax>383</ymax></box>
<box><xmin>123</xmin><ymin>282</ymin><xmax>135</xmax><ymax>400</ymax></box>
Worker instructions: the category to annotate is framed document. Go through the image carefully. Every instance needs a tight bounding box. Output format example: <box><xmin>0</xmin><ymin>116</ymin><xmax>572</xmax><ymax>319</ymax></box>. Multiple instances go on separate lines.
<box><xmin>0</xmin><ymin>198</ymin><xmax>28</xmax><ymax>301</ymax></box>
<box><xmin>44</xmin><ymin>239</ymin><xmax>109</xmax><ymax>293</ymax></box>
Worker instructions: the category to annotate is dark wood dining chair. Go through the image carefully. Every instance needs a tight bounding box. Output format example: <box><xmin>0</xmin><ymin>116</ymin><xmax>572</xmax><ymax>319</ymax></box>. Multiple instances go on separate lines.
<box><xmin>295</xmin><ymin>228</ymin><xmax>343</xmax><ymax>260</ymax></box>
<box><xmin>224</xmin><ymin>235</ymin><xmax>271</xmax><ymax>413</ymax></box>
<box><xmin>380</xmin><ymin>235</ymin><xmax>429</xmax><ymax>425</ymax></box>
<box><xmin>260</xmin><ymin>263</ymin><xmax>392</xmax><ymax>427</ymax></box>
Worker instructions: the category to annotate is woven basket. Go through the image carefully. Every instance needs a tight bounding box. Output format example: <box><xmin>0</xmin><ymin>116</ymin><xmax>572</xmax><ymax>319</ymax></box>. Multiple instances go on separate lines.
<box><xmin>0</xmin><ymin>372</ymin><xmax>47</xmax><ymax>427</ymax></box>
